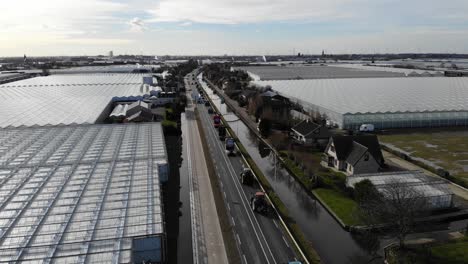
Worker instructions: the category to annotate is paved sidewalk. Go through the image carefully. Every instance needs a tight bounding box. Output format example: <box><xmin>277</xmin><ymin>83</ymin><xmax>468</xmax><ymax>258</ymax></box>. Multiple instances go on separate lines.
<box><xmin>184</xmin><ymin>81</ymin><xmax>228</xmax><ymax>264</ymax></box>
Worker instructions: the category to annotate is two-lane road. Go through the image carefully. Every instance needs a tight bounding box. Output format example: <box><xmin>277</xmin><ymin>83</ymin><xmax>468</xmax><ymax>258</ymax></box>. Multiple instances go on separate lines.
<box><xmin>185</xmin><ymin>71</ymin><xmax>298</xmax><ymax>264</ymax></box>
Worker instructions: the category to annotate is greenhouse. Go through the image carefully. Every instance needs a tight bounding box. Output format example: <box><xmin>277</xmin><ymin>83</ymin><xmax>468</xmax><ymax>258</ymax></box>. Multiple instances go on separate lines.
<box><xmin>252</xmin><ymin>77</ymin><xmax>468</xmax><ymax>129</ymax></box>
<box><xmin>347</xmin><ymin>171</ymin><xmax>454</xmax><ymax>209</ymax></box>
<box><xmin>0</xmin><ymin>123</ymin><xmax>167</xmax><ymax>263</ymax></box>
<box><xmin>0</xmin><ymin>74</ymin><xmax>157</xmax><ymax>128</ymax></box>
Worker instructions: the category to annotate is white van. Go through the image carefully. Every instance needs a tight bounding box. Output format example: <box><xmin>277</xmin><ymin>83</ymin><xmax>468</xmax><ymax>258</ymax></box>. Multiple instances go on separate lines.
<box><xmin>359</xmin><ymin>124</ymin><xmax>375</xmax><ymax>132</ymax></box>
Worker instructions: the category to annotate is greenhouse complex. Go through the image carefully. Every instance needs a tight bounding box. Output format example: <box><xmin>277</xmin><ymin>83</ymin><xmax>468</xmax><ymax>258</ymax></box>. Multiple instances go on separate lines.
<box><xmin>0</xmin><ymin>71</ymin><xmax>168</xmax><ymax>263</ymax></box>
<box><xmin>0</xmin><ymin>74</ymin><xmax>157</xmax><ymax>128</ymax></box>
<box><xmin>252</xmin><ymin>77</ymin><xmax>468</xmax><ymax>129</ymax></box>
<box><xmin>0</xmin><ymin>123</ymin><xmax>167</xmax><ymax>263</ymax></box>
<box><xmin>347</xmin><ymin>171</ymin><xmax>453</xmax><ymax>209</ymax></box>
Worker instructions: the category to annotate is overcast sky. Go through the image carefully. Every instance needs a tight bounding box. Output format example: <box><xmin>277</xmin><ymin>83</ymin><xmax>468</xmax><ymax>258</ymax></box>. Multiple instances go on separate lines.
<box><xmin>1</xmin><ymin>0</ymin><xmax>468</xmax><ymax>56</ymax></box>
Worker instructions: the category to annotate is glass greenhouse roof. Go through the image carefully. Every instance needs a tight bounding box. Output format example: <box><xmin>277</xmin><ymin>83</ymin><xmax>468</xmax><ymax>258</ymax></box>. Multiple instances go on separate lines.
<box><xmin>51</xmin><ymin>65</ymin><xmax>159</xmax><ymax>74</ymax></box>
<box><xmin>253</xmin><ymin>77</ymin><xmax>468</xmax><ymax>115</ymax></box>
<box><xmin>347</xmin><ymin>171</ymin><xmax>453</xmax><ymax>198</ymax></box>
<box><xmin>0</xmin><ymin>123</ymin><xmax>166</xmax><ymax>263</ymax></box>
<box><xmin>0</xmin><ymin>74</ymin><xmax>148</xmax><ymax>128</ymax></box>
<box><xmin>235</xmin><ymin>65</ymin><xmax>405</xmax><ymax>80</ymax></box>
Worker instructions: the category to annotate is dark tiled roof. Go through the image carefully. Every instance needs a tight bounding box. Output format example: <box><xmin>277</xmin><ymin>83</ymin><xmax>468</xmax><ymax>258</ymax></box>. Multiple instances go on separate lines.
<box><xmin>331</xmin><ymin>135</ymin><xmax>384</xmax><ymax>165</ymax></box>
<box><xmin>260</xmin><ymin>90</ymin><xmax>278</xmax><ymax>97</ymax></box>
<box><xmin>346</xmin><ymin>142</ymin><xmax>368</xmax><ymax>165</ymax></box>
<box><xmin>292</xmin><ymin>120</ymin><xmax>320</xmax><ymax>136</ymax></box>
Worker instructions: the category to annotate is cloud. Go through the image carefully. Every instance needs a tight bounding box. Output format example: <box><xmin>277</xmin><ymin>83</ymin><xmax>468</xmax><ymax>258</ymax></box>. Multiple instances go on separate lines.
<box><xmin>180</xmin><ymin>21</ymin><xmax>193</xmax><ymax>27</ymax></box>
<box><xmin>129</xmin><ymin>17</ymin><xmax>146</xmax><ymax>32</ymax></box>
<box><xmin>0</xmin><ymin>0</ymin><xmax>127</xmax><ymax>37</ymax></box>
<box><xmin>148</xmin><ymin>0</ymin><xmax>357</xmax><ymax>24</ymax></box>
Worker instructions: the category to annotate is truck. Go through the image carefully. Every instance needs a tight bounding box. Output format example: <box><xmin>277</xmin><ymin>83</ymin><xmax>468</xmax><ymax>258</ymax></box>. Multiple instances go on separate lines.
<box><xmin>225</xmin><ymin>137</ymin><xmax>235</xmax><ymax>155</ymax></box>
<box><xmin>250</xmin><ymin>191</ymin><xmax>272</xmax><ymax>216</ymax></box>
<box><xmin>218</xmin><ymin>125</ymin><xmax>226</xmax><ymax>140</ymax></box>
<box><xmin>213</xmin><ymin>114</ymin><xmax>221</xmax><ymax>128</ymax></box>
<box><xmin>240</xmin><ymin>168</ymin><xmax>254</xmax><ymax>185</ymax></box>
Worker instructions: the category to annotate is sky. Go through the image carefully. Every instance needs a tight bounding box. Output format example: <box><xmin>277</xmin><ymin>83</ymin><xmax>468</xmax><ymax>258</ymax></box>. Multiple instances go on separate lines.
<box><xmin>1</xmin><ymin>0</ymin><xmax>468</xmax><ymax>56</ymax></box>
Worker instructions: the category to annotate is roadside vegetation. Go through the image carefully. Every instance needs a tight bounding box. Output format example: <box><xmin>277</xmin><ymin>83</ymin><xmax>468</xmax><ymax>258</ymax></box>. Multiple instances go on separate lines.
<box><xmin>386</xmin><ymin>236</ymin><xmax>468</xmax><ymax>264</ymax></box>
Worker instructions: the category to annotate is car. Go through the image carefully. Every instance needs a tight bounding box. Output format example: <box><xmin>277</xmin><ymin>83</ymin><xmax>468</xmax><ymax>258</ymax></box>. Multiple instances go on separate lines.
<box><xmin>240</xmin><ymin>168</ymin><xmax>254</xmax><ymax>185</ymax></box>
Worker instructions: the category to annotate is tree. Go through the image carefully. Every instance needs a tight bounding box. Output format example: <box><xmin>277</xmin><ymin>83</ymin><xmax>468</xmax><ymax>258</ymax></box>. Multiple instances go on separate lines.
<box><xmin>258</xmin><ymin>118</ymin><xmax>272</xmax><ymax>137</ymax></box>
<box><xmin>358</xmin><ymin>179</ymin><xmax>428</xmax><ymax>249</ymax></box>
<box><xmin>354</xmin><ymin>179</ymin><xmax>379</xmax><ymax>203</ymax></box>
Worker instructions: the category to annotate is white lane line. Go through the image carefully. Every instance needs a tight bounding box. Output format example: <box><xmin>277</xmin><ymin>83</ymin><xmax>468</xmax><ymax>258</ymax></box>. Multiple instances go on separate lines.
<box><xmin>198</xmin><ymin>106</ymin><xmax>275</xmax><ymax>264</ymax></box>
<box><xmin>223</xmin><ymin>191</ymin><xmax>227</xmax><ymax>198</ymax></box>
<box><xmin>236</xmin><ymin>233</ymin><xmax>242</xmax><ymax>245</ymax></box>
<box><xmin>227</xmin><ymin>203</ymin><xmax>231</xmax><ymax>211</ymax></box>
<box><xmin>243</xmin><ymin>254</ymin><xmax>248</xmax><ymax>264</ymax></box>
<box><xmin>232</xmin><ymin>216</ymin><xmax>236</xmax><ymax>226</ymax></box>
<box><xmin>282</xmin><ymin>236</ymin><xmax>290</xmax><ymax>248</ymax></box>
<box><xmin>273</xmin><ymin>220</ymin><xmax>279</xmax><ymax>229</ymax></box>
<box><xmin>220</xmin><ymin>182</ymin><xmax>223</xmax><ymax>189</ymax></box>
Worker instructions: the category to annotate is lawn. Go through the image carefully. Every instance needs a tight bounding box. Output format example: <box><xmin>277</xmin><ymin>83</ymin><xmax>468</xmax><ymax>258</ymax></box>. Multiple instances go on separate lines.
<box><xmin>431</xmin><ymin>237</ymin><xmax>468</xmax><ymax>264</ymax></box>
<box><xmin>313</xmin><ymin>188</ymin><xmax>361</xmax><ymax>226</ymax></box>
<box><xmin>388</xmin><ymin>237</ymin><xmax>468</xmax><ymax>264</ymax></box>
<box><xmin>379</xmin><ymin>130</ymin><xmax>468</xmax><ymax>185</ymax></box>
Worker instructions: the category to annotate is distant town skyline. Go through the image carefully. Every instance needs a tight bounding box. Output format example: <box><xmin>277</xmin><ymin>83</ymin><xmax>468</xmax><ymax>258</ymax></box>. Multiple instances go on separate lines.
<box><xmin>1</xmin><ymin>0</ymin><xmax>468</xmax><ymax>56</ymax></box>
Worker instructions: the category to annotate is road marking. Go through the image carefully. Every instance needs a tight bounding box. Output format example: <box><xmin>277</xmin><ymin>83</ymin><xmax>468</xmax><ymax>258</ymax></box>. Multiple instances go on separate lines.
<box><xmin>227</xmin><ymin>203</ymin><xmax>231</xmax><ymax>211</ymax></box>
<box><xmin>282</xmin><ymin>236</ymin><xmax>290</xmax><ymax>248</ymax></box>
<box><xmin>220</xmin><ymin>182</ymin><xmax>223</xmax><ymax>189</ymax></box>
<box><xmin>223</xmin><ymin>191</ymin><xmax>227</xmax><ymax>198</ymax></box>
<box><xmin>231</xmin><ymin>216</ymin><xmax>236</xmax><ymax>226</ymax></box>
<box><xmin>242</xmin><ymin>254</ymin><xmax>248</xmax><ymax>264</ymax></box>
<box><xmin>236</xmin><ymin>233</ymin><xmax>242</xmax><ymax>245</ymax></box>
<box><xmin>273</xmin><ymin>220</ymin><xmax>279</xmax><ymax>229</ymax></box>
<box><xmin>198</xmin><ymin>103</ymin><xmax>275</xmax><ymax>264</ymax></box>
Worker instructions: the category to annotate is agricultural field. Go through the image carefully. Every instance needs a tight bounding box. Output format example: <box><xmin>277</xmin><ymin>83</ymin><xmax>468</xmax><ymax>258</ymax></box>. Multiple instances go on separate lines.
<box><xmin>379</xmin><ymin>130</ymin><xmax>468</xmax><ymax>185</ymax></box>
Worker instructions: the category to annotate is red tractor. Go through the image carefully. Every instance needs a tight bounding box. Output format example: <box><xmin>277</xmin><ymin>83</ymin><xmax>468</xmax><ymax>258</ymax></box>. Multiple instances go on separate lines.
<box><xmin>250</xmin><ymin>191</ymin><xmax>273</xmax><ymax>216</ymax></box>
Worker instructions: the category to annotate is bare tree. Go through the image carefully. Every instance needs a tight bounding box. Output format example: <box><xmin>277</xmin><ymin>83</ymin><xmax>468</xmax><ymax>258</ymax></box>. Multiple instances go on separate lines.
<box><xmin>358</xmin><ymin>180</ymin><xmax>428</xmax><ymax>248</ymax></box>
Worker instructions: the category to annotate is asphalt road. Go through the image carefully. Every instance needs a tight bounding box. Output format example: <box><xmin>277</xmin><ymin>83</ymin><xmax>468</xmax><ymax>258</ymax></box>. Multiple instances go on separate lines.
<box><xmin>185</xmin><ymin>71</ymin><xmax>297</xmax><ymax>264</ymax></box>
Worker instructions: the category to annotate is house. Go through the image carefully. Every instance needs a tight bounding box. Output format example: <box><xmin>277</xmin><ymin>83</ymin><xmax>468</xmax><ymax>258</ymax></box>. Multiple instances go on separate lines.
<box><xmin>258</xmin><ymin>90</ymin><xmax>291</xmax><ymax>127</ymax></box>
<box><xmin>291</xmin><ymin>119</ymin><xmax>330</xmax><ymax>145</ymax></box>
<box><xmin>324</xmin><ymin>135</ymin><xmax>384</xmax><ymax>175</ymax></box>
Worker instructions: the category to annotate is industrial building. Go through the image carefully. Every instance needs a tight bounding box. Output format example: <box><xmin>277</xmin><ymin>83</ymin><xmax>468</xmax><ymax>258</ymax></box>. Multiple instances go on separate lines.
<box><xmin>0</xmin><ymin>123</ymin><xmax>167</xmax><ymax>263</ymax></box>
<box><xmin>252</xmin><ymin>77</ymin><xmax>468</xmax><ymax>129</ymax></box>
<box><xmin>0</xmin><ymin>74</ymin><xmax>158</xmax><ymax>128</ymax></box>
<box><xmin>346</xmin><ymin>171</ymin><xmax>454</xmax><ymax>210</ymax></box>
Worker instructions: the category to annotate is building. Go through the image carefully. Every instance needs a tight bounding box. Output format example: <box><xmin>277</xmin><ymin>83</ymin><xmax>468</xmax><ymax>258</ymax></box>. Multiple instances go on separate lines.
<box><xmin>109</xmin><ymin>101</ymin><xmax>155</xmax><ymax>123</ymax></box>
<box><xmin>346</xmin><ymin>171</ymin><xmax>454</xmax><ymax>210</ymax></box>
<box><xmin>291</xmin><ymin>119</ymin><xmax>330</xmax><ymax>145</ymax></box>
<box><xmin>0</xmin><ymin>74</ymin><xmax>154</xmax><ymax>128</ymax></box>
<box><xmin>234</xmin><ymin>65</ymin><xmax>407</xmax><ymax>81</ymax></box>
<box><xmin>251</xmin><ymin>90</ymin><xmax>291</xmax><ymax>126</ymax></box>
<box><xmin>253</xmin><ymin>77</ymin><xmax>468</xmax><ymax>129</ymax></box>
<box><xmin>145</xmin><ymin>92</ymin><xmax>177</xmax><ymax>107</ymax></box>
<box><xmin>324</xmin><ymin>135</ymin><xmax>384</xmax><ymax>175</ymax></box>
<box><xmin>0</xmin><ymin>123</ymin><xmax>167</xmax><ymax>262</ymax></box>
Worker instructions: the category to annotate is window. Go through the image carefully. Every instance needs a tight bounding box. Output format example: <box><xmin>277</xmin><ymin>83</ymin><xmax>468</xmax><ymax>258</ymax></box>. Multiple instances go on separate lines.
<box><xmin>330</xmin><ymin>145</ymin><xmax>335</xmax><ymax>153</ymax></box>
<box><xmin>364</xmin><ymin>153</ymin><xmax>369</xmax><ymax>161</ymax></box>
